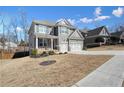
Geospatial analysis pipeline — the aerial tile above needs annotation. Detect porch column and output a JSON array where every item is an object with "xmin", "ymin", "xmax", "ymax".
[
  {"xmin": 43, "ymin": 38, "xmax": 44, "ymax": 47},
  {"xmin": 51, "ymin": 38, "xmax": 53, "ymax": 50},
  {"xmin": 35, "ymin": 37, "xmax": 38, "ymax": 49}
]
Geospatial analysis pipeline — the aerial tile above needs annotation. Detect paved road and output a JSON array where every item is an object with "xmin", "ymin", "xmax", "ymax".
[{"xmin": 72, "ymin": 55, "xmax": 124, "ymax": 87}]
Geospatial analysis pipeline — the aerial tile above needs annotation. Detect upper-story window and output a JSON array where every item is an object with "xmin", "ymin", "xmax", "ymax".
[
  {"xmin": 61, "ymin": 27, "xmax": 68, "ymax": 34},
  {"xmin": 36, "ymin": 25, "xmax": 48, "ymax": 34}
]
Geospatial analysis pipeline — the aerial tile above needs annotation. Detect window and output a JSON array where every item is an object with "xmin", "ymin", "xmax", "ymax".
[
  {"xmin": 37, "ymin": 25, "xmax": 48, "ymax": 34},
  {"xmin": 38, "ymin": 39, "xmax": 48, "ymax": 47},
  {"xmin": 38, "ymin": 39, "xmax": 43, "ymax": 47},
  {"xmin": 61, "ymin": 27, "xmax": 68, "ymax": 34}
]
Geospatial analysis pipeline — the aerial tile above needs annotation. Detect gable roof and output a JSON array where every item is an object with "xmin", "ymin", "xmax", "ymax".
[
  {"xmin": 68, "ymin": 29, "xmax": 84, "ymax": 40},
  {"xmin": 87, "ymin": 26, "xmax": 108, "ymax": 36},
  {"xmin": 111, "ymin": 31, "xmax": 124, "ymax": 37},
  {"xmin": 64, "ymin": 19, "xmax": 74, "ymax": 27},
  {"xmin": 55, "ymin": 19, "xmax": 76, "ymax": 29},
  {"xmin": 32, "ymin": 20, "xmax": 55, "ymax": 27},
  {"xmin": 80, "ymin": 29, "xmax": 89, "ymax": 38},
  {"xmin": 33, "ymin": 19, "xmax": 75, "ymax": 28}
]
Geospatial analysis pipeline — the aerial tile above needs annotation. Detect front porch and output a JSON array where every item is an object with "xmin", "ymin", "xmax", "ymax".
[{"xmin": 34, "ymin": 34, "xmax": 59, "ymax": 53}]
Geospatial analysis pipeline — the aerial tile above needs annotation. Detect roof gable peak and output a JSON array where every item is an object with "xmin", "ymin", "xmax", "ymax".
[
  {"xmin": 68, "ymin": 29, "xmax": 84, "ymax": 40},
  {"xmin": 56, "ymin": 19, "xmax": 73, "ymax": 26}
]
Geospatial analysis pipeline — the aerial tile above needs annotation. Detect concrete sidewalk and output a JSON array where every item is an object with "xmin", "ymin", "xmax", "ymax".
[
  {"xmin": 72, "ymin": 55, "xmax": 124, "ymax": 87},
  {"xmin": 70, "ymin": 50, "xmax": 124, "ymax": 55}
]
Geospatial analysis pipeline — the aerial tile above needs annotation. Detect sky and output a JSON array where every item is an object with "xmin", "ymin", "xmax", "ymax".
[{"xmin": 0, "ymin": 6, "xmax": 124, "ymax": 38}]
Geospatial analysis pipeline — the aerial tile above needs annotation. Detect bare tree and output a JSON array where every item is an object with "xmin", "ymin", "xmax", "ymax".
[
  {"xmin": 11, "ymin": 17, "xmax": 19, "ymax": 44},
  {"xmin": 19, "ymin": 9, "xmax": 29, "ymax": 52},
  {"xmin": 0, "ymin": 16, "xmax": 6, "ymax": 51},
  {"xmin": 112, "ymin": 22, "xmax": 124, "ymax": 32},
  {"xmin": 0, "ymin": 12, "xmax": 18, "ymax": 52},
  {"xmin": 0, "ymin": 12, "xmax": 2, "ymax": 24},
  {"xmin": 6, "ymin": 22, "xmax": 13, "ymax": 51}
]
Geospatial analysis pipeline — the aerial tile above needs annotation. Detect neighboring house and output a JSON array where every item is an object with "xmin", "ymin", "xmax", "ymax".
[
  {"xmin": 111, "ymin": 31, "xmax": 124, "ymax": 44},
  {"xmin": 28, "ymin": 19, "xmax": 84, "ymax": 54},
  {"xmin": 0, "ymin": 34, "xmax": 18, "ymax": 51},
  {"xmin": 0, "ymin": 41, "xmax": 17, "ymax": 50},
  {"xmin": 81, "ymin": 26, "xmax": 110, "ymax": 46}
]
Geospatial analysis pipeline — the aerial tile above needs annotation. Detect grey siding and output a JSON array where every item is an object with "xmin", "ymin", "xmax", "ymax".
[
  {"xmin": 34, "ymin": 24, "xmax": 53, "ymax": 35},
  {"xmin": 28, "ymin": 19, "xmax": 84, "ymax": 53},
  {"xmin": 58, "ymin": 26, "xmax": 75, "ymax": 52}
]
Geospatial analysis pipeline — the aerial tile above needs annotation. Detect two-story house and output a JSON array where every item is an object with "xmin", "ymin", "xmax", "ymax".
[
  {"xmin": 28, "ymin": 19, "xmax": 84, "ymax": 54},
  {"xmin": 81, "ymin": 26, "xmax": 110, "ymax": 46}
]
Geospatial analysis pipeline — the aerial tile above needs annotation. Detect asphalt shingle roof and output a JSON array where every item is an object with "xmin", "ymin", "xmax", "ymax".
[
  {"xmin": 32, "ymin": 19, "xmax": 76, "ymax": 29},
  {"xmin": 87, "ymin": 26, "xmax": 105, "ymax": 36},
  {"xmin": 111, "ymin": 31, "xmax": 124, "ymax": 37},
  {"xmin": 32, "ymin": 20, "xmax": 56, "ymax": 27}
]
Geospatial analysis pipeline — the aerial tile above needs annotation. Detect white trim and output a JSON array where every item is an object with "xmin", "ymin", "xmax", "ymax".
[
  {"xmin": 99, "ymin": 28, "xmax": 109, "ymax": 36},
  {"xmin": 35, "ymin": 37, "xmax": 38, "ymax": 49}
]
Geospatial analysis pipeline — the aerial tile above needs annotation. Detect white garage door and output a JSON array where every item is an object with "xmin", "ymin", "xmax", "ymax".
[
  {"xmin": 60, "ymin": 43, "xmax": 68, "ymax": 52},
  {"xmin": 69, "ymin": 40, "xmax": 83, "ymax": 51},
  {"xmin": 70, "ymin": 43, "xmax": 82, "ymax": 51}
]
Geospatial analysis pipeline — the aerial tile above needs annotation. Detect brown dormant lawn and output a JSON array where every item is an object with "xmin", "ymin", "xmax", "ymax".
[
  {"xmin": 87, "ymin": 44, "xmax": 124, "ymax": 51},
  {"xmin": 0, "ymin": 54, "xmax": 112, "ymax": 87}
]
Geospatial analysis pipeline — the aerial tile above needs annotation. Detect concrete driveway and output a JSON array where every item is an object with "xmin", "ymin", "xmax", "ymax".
[
  {"xmin": 70, "ymin": 50, "xmax": 124, "ymax": 55},
  {"xmin": 70, "ymin": 50, "xmax": 124, "ymax": 87},
  {"xmin": 72, "ymin": 55, "xmax": 124, "ymax": 87}
]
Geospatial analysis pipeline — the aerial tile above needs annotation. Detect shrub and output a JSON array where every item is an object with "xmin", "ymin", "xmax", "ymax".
[
  {"xmin": 31, "ymin": 49, "xmax": 37, "ymax": 55},
  {"xmin": 59, "ymin": 52, "xmax": 63, "ymax": 54},
  {"xmin": 48, "ymin": 51, "xmax": 55, "ymax": 55},
  {"xmin": 42, "ymin": 51, "xmax": 47, "ymax": 54},
  {"xmin": 64, "ymin": 52, "xmax": 68, "ymax": 54},
  {"xmin": 42, "ymin": 51, "xmax": 49, "ymax": 56}
]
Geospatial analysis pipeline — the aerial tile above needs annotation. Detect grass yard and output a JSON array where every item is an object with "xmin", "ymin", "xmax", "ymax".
[
  {"xmin": 87, "ymin": 44, "xmax": 124, "ymax": 51},
  {"xmin": 0, "ymin": 54, "xmax": 112, "ymax": 87}
]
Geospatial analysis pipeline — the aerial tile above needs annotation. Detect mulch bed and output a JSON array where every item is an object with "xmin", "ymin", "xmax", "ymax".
[{"xmin": 39, "ymin": 60, "xmax": 56, "ymax": 66}]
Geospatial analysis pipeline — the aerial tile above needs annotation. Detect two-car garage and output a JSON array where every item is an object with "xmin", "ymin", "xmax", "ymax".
[
  {"xmin": 59, "ymin": 29, "xmax": 84, "ymax": 52},
  {"xmin": 59, "ymin": 40, "xmax": 83, "ymax": 52}
]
